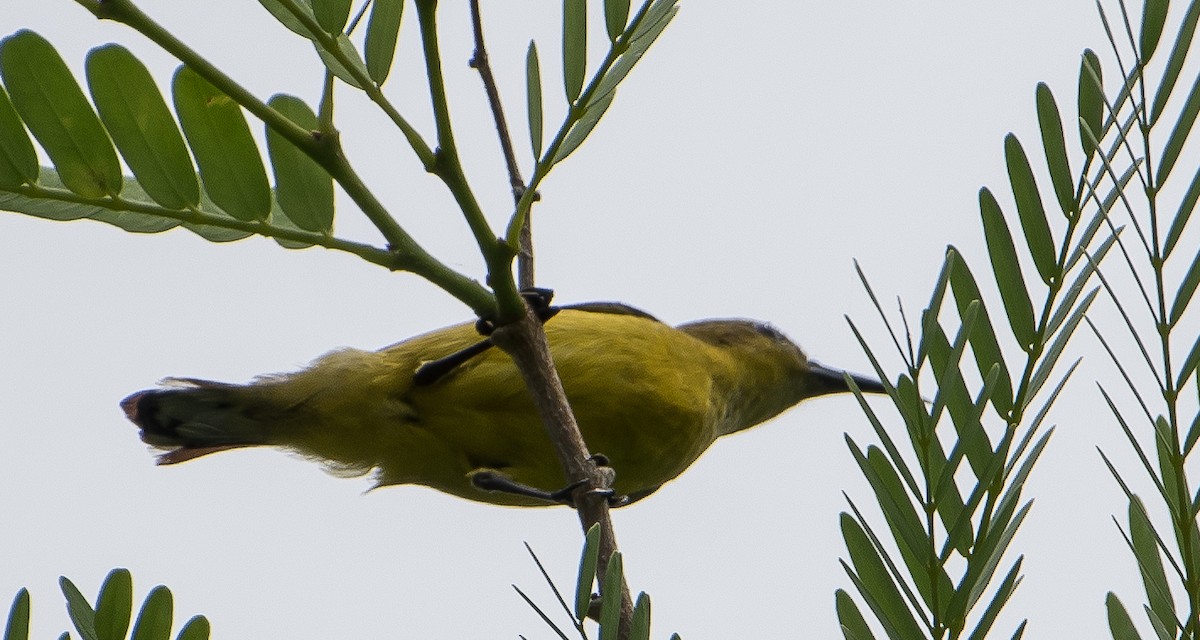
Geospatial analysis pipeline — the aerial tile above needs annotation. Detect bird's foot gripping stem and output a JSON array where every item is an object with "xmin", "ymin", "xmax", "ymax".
[
  {"xmin": 470, "ymin": 455, "xmax": 626, "ymax": 507},
  {"xmin": 413, "ymin": 287, "xmax": 560, "ymax": 387}
]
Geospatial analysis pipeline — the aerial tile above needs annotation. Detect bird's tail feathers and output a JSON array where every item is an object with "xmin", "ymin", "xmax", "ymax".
[{"xmin": 121, "ymin": 378, "xmax": 271, "ymax": 465}]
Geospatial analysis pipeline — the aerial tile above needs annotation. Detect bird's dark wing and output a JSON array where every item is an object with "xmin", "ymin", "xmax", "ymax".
[
  {"xmin": 413, "ymin": 301, "xmax": 661, "ymax": 387},
  {"xmin": 555, "ymin": 301, "xmax": 661, "ymax": 322}
]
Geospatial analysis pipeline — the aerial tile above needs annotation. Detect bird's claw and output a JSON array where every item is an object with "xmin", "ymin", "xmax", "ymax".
[{"xmin": 470, "ymin": 455, "xmax": 626, "ymax": 507}]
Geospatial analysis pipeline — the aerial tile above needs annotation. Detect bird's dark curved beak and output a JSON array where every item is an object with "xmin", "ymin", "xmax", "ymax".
[{"xmin": 807, "ymin": 361, "xmax": 887, "ymax": 396}]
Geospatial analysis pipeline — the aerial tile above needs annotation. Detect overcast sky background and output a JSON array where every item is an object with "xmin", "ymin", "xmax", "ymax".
[{"xmin": 0, "ymin": 1, "xmax": 1192, "ymax": 638}]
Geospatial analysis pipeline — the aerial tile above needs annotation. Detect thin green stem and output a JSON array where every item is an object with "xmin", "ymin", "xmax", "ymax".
[
  {"xmin": 270, "ymin": 0, "xmax": 435, "ymax": 166},
  {"xmin": 413, "ymin": 0, "xmax": 521, "ymax": 320},
  {"xmin": 76, "ymin": 0, "xmax": 495, "ymax": 315},
  {"xmin": 12, "ymin": 181, "xmax": 496, "ymax": 312},
  {"xmin": 506, "ymin": 0, "xmax": 658, "ymax": 247},
  {"xmin": 14, "ymin": 183, "xmax": 384, "ymax": 261}
]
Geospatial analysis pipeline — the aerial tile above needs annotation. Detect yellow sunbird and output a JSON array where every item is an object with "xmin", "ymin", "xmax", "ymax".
[{"xmin": 121, "ymin": 302, "xmax": 885, "ymax": 506}]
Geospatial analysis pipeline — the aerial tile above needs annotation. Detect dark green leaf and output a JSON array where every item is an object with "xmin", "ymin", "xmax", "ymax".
[
  {"xmin": 86, "ymin": 45, "xmax": 198, "ymax": 210},
  {"xmin": 1150, "ymin": 1, "xmax": 1200, "ymax": 123},
  {"xmin": 948, "ymin": 250, "xmax": 1015, "ymax": 415},
  {"xmin": 1164, "ymin": 163, "xmax": 1200, "ymax": 259},
  {"xmin": 1153, "ymin": 417, "xmax": 1186, "ymax": 531},
  {"xmin": 915, "ymin": 248, "xmax": 956, "ymax": 366},
  {"xmin": 1186, "ymin": 406, "xmax": 1200, "ymax": 456},
  {"xmin": 1158, "ymin": 70, "xmax": 1200, "ymax": 187},
  {"xmin": 629, "ymin": 593, "xmax": 650, "ymax": 640},
  {"xmin": 94, "ymin": 569, "xmax": 132, "ymax": 640},
  {"xmin": 575, "ymin": 524, "xmax": 601, "ymax": 621},
  {"xmin": 844, "ymin": 322, "xmax": 925, "ymax": 502},
  {"xmin": 842, "ymin": 340, "xmax": 921, "ymax": 500},
  {"xmin": 965, "ymin": 557, "xmax": 1024, "ymax": 640},
  {"xmin": 856, "ymin": 442, "xmax": 952, "ymax": 614},
  {"xmin": 0, "ymin": 30, "xmax": 121, "ymax": 198},
  {"xmin": 979, "ymin": 187, "xmax": 1037, "ymax": 348},
  {"xmin": 1140, "ymin": 0, "xmax": 1170, "ymax": 60},
  {"xmin": 313, "ymin": 0, "xmax": 352, "ymax": 34},
  {"xmin": 526, "ymin": 41, "xmax": 544, "ymax": 159},
  {"xmin": 257, "ymin": 0, "xmax": 318, "ymax": 39},
  {"xmin": 1078, "ymin": 49, "xmax": 1103, "ymax": 158},
  {"xmin": 590, "ymin": 2, "xmax": 676, "ymax": 106},
  {"xmin": 925, "ymin": 301, "xmax": 996, "ymax": 478},
  {"xmin": 1053, "ymin": 228, "xmax": 1115, "ymax": 336},
  {"xmin": 0, "ymin": 85, "xmax": 37, "ymax": 187},
  {"xmin": 172, "ymin": 65, "xmax": 271, "ymax": 222},
  {"xmin": 265, "ymin": 94, "xmax": 332, "ymax": 233},
  {"xmin": 598, "ymin": 552, "xmax": 623, "ymax": 640},
  {"xmin": 1144, "ymin": 606, "xmax": 1173, "ymax": 640},
  {"xmin": 839, "ymin": 514, "xmax": 925, "ymax": 640},
  {"xmin": 1029, "ymin": 287, "xmax": 1099, "ymax": 401},
  {"xmin": 365, "ymin": 0, "xmax": 403, "ymax": 84},
  {"xmin": 0, "ymin": 167, "xmax": 176, "ymax": 231},
  {"xmin": 315, "ymin": 34, "xmax": 368, "ymax": 89},
  {"xmin": 1004, "ymin": 134, "xmax": 1056, "ymax": 284},
  {"xmin": 562, "ymin": 0, "xmax": 586, "ymax": 103},
  {"xmin": 4, "ymin": 589, "xmax": 29, "ymax": 640},
  {"xmin": 962, "ymin": 501, "xmax": 1033, "ymax": 614},
  {"xmin": 552, "ymin": 91, "xmax": 614, "ymax": 165},
  {"xmin": 1098, "ymin": 391, "xmax": 1167, "ymax": 508},
  {"xmin": 1003, "ymin": 431, "xmax": 1054, "ymax": 515},
  {"xmin": 1169, "ymin": 243, "xmax": 1200, "ymax": 325},
  {"xmin": 1129, "ymin": 497, "xmax": 1175, "ymax": 632},
  {"xmin": 175, "ymin": 616, "xmax": 209, "ymax": 640},
  {"xmin": 834, "ymin": 590, "xmax": 875, "ymax": 640},
  {"xmin": 604, "ymin": 0, "xmax": 631, "ymax": 41},
  {"xmin": 1106, "ymin": 593, "xmax": 1143, "ymax": 640},
  {"xmin": 59, "ymin": 577, "xmax": 97, "ymax": 640},
  {"xmin": 130, "ymin": 587, "xmax": 171, "ymax": 640},
  {"xmin": 632, "ymin": 0, "xmax": 678, "ymax": 42},
  {"xmin": 1035, "ymin": 83, "xmax": 1075, "ymax": 217},
  {"xmin": 267, "ymin": 199, "xmax": 315, "ymax": 249},
  {"xmin": 1175, "ymin": 331, "xmax": 1200, "ymax": 390}
]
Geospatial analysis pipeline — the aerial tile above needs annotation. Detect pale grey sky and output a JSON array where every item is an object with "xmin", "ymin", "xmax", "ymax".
[{"xmin": 0, "ymin": 1, "xmax": 1181, "ymax": 638}]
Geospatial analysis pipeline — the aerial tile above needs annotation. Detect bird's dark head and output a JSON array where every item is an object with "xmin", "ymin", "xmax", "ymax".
[{"xmin": 678, "ymin": 318, "xmax": 886, "ymax": 433}]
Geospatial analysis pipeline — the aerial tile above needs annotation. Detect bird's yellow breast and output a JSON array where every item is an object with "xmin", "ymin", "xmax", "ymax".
[{"xmin": 270, "ymin": 309, "xmax": 733, "ymax": 505}]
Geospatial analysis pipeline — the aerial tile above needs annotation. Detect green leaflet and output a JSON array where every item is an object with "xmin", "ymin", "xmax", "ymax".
[
  {"xmin": 1035, "ymin": 83, "xmax": 1075, "ymax": 218},
  {"xmin": 604, "ymin": 0, "xmax": 632, "ymax": 42},
  {"xmin": 598, "ymin": 552, "xmax": 623, "ymax": 640},
  {"xmin": 527, "ymin": 42, "xmax": 544, "ymax": 160},
  {"xmin": 172, "ymin": 65, "xmax": 271, "ymax": 222},
  {"xmin": 0, "ymin": 84, "xmax": 37, "ymax": 188},
  {"xmin": 265, "ymin": 94, "xmax": 333, "ymax": 233},
  {"xmin": 575, "ymin": 524, "xmax": 601, "ymax": 621},
  {"xmin": 1078, "ymin": 49, "xmax": 1103, "ymax": 159},
  {"xmin": 835, "ymin": 590, "xmax": 875, "ymax": 640},
  {"xmin": 86, "ymin": 44, "xmax": 199, "ymax": 210},
  {"xmin": 4, "ymin": 589, "xmax": 29, "ymax": 640},
  {"xmin": 1004, "ymin": 133, "xmax": 1056, "ymax": 285},
  {"xmin": 0, "ymin": 30, "xmax": 121, "ymax": 198},
  {"xmin": 312, "ymin": 0, "xmax": 352, "ymax": 34},
  {"xmin": 130, "ymin": 587, "xmax": 172, "ymax": 640},
  {"xmin": 562, "ymin": 0, "xmax": 587, "ymax": 103},
  {"xmin": 93, "ymin": 569, "xmax": 133, "ymax": 640},
  {"xmin": 979, "ymin": 187, "xmax": 1037, "ymax": 349},
  {"xmin": 365, "ymin": 0, "xmax": 403, "ymax": 84}
]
